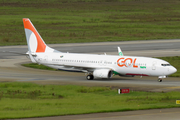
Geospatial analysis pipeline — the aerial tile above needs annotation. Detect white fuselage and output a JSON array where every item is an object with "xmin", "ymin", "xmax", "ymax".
[{"xmin": 33, "ymin": 52, "xmax": 177, "ymax": 77}]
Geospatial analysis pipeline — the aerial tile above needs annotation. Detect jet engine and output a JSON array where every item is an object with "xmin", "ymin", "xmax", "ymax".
[{"xmin": 93, "ymin": 69, "xmax": 113, "ymax": 78}]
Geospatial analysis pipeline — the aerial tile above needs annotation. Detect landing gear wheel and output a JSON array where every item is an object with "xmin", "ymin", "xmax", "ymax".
[
  {"xmin": 158, "ymin": 78, "xmax": 162, "ymax": 82},
  {"xmin": 86, "ymin": 75, "xmax": 94, "ymax": 80}
]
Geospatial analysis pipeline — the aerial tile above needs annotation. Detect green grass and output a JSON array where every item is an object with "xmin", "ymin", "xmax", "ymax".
[
  {"xmin": 23, "ymin": 63, "xmax": 56, "ymax": 71},
  {"xmin": 0, "ymin": 82, "xmax": 179, "ymax": 119},
  {"xmin": 22, "ymin": 56, "xmax": 180, "ymax": 77},
  {"xmin": 1, "ymin": 0, "xmax": 180, "ymax": 46}
]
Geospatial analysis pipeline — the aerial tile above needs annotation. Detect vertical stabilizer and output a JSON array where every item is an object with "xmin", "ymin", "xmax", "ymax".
[{"xmin": 23, "ymin": 18, "xmax": 56, "ymax": 53}]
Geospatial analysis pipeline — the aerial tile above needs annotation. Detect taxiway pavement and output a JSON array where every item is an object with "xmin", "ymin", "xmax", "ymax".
[
  {"xmin": 0, "ymin": 39, "xmax": 180, "ymax": 92},
  {"xmin": 15, "ymin": 108, "xmax": 180, "ymax": 120}
]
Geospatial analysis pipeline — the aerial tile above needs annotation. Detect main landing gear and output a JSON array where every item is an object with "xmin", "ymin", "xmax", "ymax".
[
  {"xmin": 86, "ymin": 74, "xmax": 94, "ymax": 80},
  {"xmin": 158, "ymin": 78, "xmax": 162, "ymax": 82}
]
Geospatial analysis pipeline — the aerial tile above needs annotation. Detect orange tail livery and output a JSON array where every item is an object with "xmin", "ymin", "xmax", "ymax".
[{"xmin": 23, "ymin": 18, "xmax": 57, "ymax": 53}]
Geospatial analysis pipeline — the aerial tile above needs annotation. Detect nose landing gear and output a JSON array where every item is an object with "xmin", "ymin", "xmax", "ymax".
[
  {"xmin": 158, "ymin": 78, "xmax": 162, "ymax": 82},
  {"xmin": 158, "ymin": 76, "xmax": 166, "ymax": 82}
]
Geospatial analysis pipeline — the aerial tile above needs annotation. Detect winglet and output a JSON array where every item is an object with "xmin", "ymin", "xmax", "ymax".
[{"xmin": 118, "ymin": 46, "xmax": 124, "ymax": 56}]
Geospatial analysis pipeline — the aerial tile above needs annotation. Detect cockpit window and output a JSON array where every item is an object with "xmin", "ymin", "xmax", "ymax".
[{"xmin": 161, "ymin": 64, "xmax": 171, "ymax": 66}]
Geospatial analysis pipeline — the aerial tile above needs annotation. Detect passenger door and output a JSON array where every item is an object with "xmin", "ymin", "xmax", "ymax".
[{"xmin": 152, "ymin": 61, "xmax": 156, "ymax": 70}]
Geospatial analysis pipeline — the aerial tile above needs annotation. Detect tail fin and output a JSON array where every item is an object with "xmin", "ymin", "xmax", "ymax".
[{"xmin": 23, "ymin": 18, "xmax": 56, "ymax": 53}]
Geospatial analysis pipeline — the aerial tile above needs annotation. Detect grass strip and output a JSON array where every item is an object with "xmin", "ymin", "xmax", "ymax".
[
  {"xmin": 1, "ymin": 0, "xmax": 180, "ymax": 46},
  {"xmin": 23, "ymin": 63, "xmax": 56, "ymax": 71},
  {"xmin": 0, "ymin": 82, "xmax": 180, "ymax": 119},
  {"xmin": 22, "ymin": 56, "xmax": 180, "ymax": 77}
]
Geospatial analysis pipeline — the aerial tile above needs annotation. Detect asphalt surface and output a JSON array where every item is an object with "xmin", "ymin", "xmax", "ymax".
[
  {"xmin": 0, "ymin": 39, "xmax": 180, "ymax": 120},
  {"xmin": 1, "ymin": 39, "xmax": 180, "ymax": 59},
  {"xmin": 14, "ymin": 108, "xmax": 180, "ymax": 120}
]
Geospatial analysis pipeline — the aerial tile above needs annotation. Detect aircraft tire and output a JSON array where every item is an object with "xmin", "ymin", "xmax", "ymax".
[
  {"xmin": 158, "ymin": 78, "xmax": 162, "ymax": 82},
  {"xmin": 86, "ymin": 75, "xmax": 94, "ymax": 80}
]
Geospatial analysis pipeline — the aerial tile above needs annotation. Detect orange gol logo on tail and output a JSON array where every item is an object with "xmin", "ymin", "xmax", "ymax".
[
  {"xmin": 117, "ymin": 58, "xmax": 138, "ymax": 68},
  {"xmin": 23, "ymin": 18, "xmax": 46, "ymax": 53}
]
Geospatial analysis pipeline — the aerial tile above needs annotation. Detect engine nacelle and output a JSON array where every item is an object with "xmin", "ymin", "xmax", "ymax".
[{"xmin": 93, "ymin": 69, "xmax": 113, "ymax": 79}]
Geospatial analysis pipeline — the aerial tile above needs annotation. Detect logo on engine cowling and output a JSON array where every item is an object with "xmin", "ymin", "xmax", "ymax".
[{"xmin": 117, "ymin": 57, "xmax": 138, "ymax": 68}]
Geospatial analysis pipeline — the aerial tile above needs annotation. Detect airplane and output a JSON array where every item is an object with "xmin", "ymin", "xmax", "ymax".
[{"xmin": 23, "ymin": 18, "xmax": 177, "ymax": 82}]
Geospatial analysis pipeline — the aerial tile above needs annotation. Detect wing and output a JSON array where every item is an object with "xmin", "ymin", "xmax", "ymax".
[{"xmin": 42, "ymin": 63, "xmax": 114, "ymax": 73}]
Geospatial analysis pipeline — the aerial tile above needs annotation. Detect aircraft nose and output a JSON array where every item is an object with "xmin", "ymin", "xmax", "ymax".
[{"xmin": 170, "ymin": 67, "xmax": 177, "ymax": 74}]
